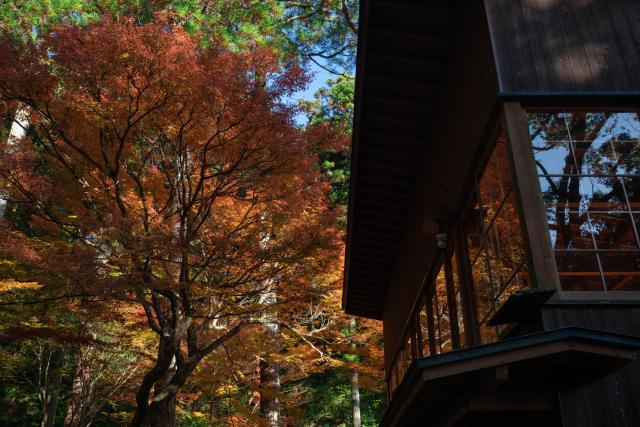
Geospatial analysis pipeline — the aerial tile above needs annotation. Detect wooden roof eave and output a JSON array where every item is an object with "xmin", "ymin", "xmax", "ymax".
[
  {"xmin": 381, "ymin": 328, "xmax": 640, "ymax": 426},
  {"xmin": 343, "ymin": 0, "xmax": 458, "ymax": 320}
]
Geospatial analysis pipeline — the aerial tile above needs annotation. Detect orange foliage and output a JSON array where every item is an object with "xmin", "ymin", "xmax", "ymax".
[{"xmin": 0, "ymin": 17, "xmax": 340, "ymax": 425}]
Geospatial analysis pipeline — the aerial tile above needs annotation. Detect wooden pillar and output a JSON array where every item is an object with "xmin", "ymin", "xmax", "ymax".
[
  {"xmin": 415, "ymin": 310, "xmax": 424, "ymax": 358},
  {"xmin": 426, "ymin": 295, "xmax": 437, "ymax": 355},
  {"xmin": 443, "ymin": 251, "xmax": 461, "ymax": 349},
  {"xmin": 453, "ymin": 222, "xmax": 481, "ymax": 346},
  {"xmin": 501, "ymin": 101, "xmax": 560, "ymax": 291}
]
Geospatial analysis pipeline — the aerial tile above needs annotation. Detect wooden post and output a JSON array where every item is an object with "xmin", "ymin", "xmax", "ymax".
[
  {"xmin": 502, "ymin": 101, "xmax": 560, "ymax": 291},
  {"xmin": 415, "ymin": 313, "xmax": 424, "ymax": 358},
  {"xmin": 443, "ymin": 251, "xmax": 461, "ymax": 349},
  {"xmin": 453, "ymin": 222, "xmax": 481, "ymax": 347},
  {"xmin": 426, "ymin": 296, "xmax": 437, "ymax": 355}
]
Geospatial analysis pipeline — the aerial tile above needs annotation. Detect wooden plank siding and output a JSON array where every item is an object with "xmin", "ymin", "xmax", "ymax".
[
  {"xmin": 485, "ymin": 0, "xmax": 640, "ymax": 92},
  {"xmin": 382, "ymin": 0, "xmax": 500, "ymax": 371},
  {"xmin": 343, "ymin": 0, "xmax": 460, "ymax": 320},
  {"xmin": 542, "ymin": 305, "xmax": 640, "ymax": 427}
]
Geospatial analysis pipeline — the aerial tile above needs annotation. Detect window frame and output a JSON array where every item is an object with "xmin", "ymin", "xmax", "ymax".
[
  {"xmin": 505, "ymin": 101, "xmax": 640, "ymax": 300},
  {"xmin": 384, "ymin": 101, "xmax": 640, "ymax": 400}
]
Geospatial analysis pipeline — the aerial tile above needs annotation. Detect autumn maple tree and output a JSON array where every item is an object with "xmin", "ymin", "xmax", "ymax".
[{"xmin": 0, "ymin": 16, "xmax": 339, "ymax": 426}]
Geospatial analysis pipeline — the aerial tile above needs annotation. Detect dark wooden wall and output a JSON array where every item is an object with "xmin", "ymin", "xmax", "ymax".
[
  {"xmin": 542, "ymin": 304, "xmax": 640, "ymax": 427},
  {"xmin": 378, "ymin": 0, "xmax": 640, "ymax": 372},
  {"xmin": 382, "ymin": 0, "xmax": 500, "ymax": 371},
  {"xmin": 485, "ymin": 0, "xmax": 640, "ymax": 92}
]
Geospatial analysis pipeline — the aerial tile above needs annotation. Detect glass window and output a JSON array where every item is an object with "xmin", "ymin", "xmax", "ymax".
[
  {"xmin": 389, "ymin": 364, "xmax": 397, "ymax": 396},
  {"xmin": 419, "ymin": 295, "xmax": 435, "ymax": 357},
  {"xmin": 465, "ymin": 133, "xmax": 531, "ymax": 344},
  {"xmin": 434, "ymin": 265, "xmax": 453, "ymax": 353},
  {"xmin": 387, "ymin": 231, "xmax": 470, "ymax": 396},
  {"xmin": 387, "ymin": 333, "xmax": 416, "ymax": 400},
  {"xmin": 528, "ymin": 112, "xmax": 640, "ymax": 291},
  {"xmin": 405, "ymin": 336, "xmax": 413, "ymax": 368},
  {"xmin": 450, "ymin": 253, "xmax": 466, "ymax": 348},
  {"xmin": 417, "ymin": 258, "xmax": 462, "ymax": 356},
  {"xmin": 397, "ymin": 344, "xmax": 406, "ymax": 382}
]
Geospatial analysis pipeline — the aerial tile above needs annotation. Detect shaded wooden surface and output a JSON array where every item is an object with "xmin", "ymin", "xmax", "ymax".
[
  {"xmin": 343, "ymin": 0, "xmax": 460, "ymax": 320},
  {"xmin": 346, "ymin": 0, "xmax": 640, "ymax": 384},
  {"xmin": 485, "ymin": 0, "xmax": 640, "ymax": 92},
  {"xmin": 542, "ymin": 304, "xmax": 640, "ymax": 427},
  {"xmin": 381, "ymin": 0, "xmax": 499, "ymax": 369},
  {"xmin": 502, "ymin": 102, "xmax": 560, "ymax": 290},
  {"xmin": 382, "ymin": 328, "xmax": 640, "ymax": 427}
]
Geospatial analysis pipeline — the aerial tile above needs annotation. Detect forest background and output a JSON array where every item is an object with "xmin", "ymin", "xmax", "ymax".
[{"xmin": 0, "ymin": 1, "xmax": 385, "ymax": 426}]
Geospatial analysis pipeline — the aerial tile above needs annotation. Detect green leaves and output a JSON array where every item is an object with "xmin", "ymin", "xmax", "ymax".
[
  {"xmin": 302, "ymin": 75, "xmax": 354, "ymax": 214},
  {"xmin": 287, "ymin": 371, "xmax": 385, "ymax": 426}
]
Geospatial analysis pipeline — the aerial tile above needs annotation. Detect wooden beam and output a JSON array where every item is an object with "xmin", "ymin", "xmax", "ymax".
[
  {"xmin": 468, "ymin": 391, "xmax": 557, "ymax": 412},
  {"xmin": 443, "ymin": 251, "xmax": 461, "ymax": 349},
  {"xmin": 453, "ymin": 222, "xmax": 481, "ymax": 346},
  {"xmin": 502, "ymin": 101, "xmax": 561, "ymax": 290},
  {"xmin": 435, "ymin": 368, "xmax": 509, "ymax": 427},
  {"xmin": 420, "ymin": 340, "xmax": 637, "ymax": 383}
]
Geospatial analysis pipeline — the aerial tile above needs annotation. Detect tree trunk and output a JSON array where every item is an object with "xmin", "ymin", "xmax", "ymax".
[
  {"xmin": 41, "ymin": 347, "xmax": 65, "ymax": 427},
  {"xmin": 351, "ymin": 369, "xmax": 361, "ymax": 427},
  {"xmin": 259, "ymin": 290, "xmax": 280, "ymax": 427},
  {"xmin": 64, "ymin": 348, "xmax": 91, "ymax": 427},
  {"xmin": 148, "ymin": 397, "xmax": 176, "ymax": 427},
  {"xmin": 349, "ymin": 317, "xmax": 361, "ymax": 427},
  {"xmin": 149, "ymin": 356, "xmax": 177, "ymax": 427},
  {"xmin": 259, "ymin": 357, "xmax": 280, "ymax": 427},
  {"xmin": 130, "ymin": 334, "xmax": 179, "ymax": 427}
]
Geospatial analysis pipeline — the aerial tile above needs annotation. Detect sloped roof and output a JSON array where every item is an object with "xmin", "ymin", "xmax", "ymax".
[{"xmin": 343, "ymin": 0, "xmax": 459, "ymax": 319}]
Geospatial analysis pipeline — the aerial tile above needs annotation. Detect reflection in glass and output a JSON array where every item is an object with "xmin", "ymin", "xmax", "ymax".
[
  {"xmin": 434, "ymin": 265, "xmax": 452, "ymax": 353},
  {"xmin": 465, "ymin": 133, "xmax": 531, "ymax": 344},
  {"xmin": 389, "ymin": 365, "xmax": 397, "ymax": 397},
  {"xmin": 529, "ymin": 112, "xmax": 640, "ymax": 291},
  {"xmin": 419, "ymin": 298, "xmax": 432, "ymax": 357},
  {"xmin": 451, "ymin": 253, "xmax": 466, "ymax": 348}
]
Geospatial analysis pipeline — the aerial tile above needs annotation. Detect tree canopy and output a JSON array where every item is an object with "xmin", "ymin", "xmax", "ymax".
[{"xmin": 0, "ymin": 2, "xmax": 383, "ymax": 426}]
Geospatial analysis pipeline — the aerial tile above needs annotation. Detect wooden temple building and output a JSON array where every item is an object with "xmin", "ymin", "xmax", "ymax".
[{"xmin": 343, "ymin": 1, "xmax": 640, "ymax": 426}]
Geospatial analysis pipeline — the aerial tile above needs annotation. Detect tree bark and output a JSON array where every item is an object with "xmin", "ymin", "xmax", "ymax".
[
  {"xmin": 349, "ymin": 317, "xmax": 361, "ymax": 427},
  {"xmin": 41, "ymin": 347, "xmax": 65, "ymax": 427},
  {"xmin": 148, "ymin": 356, "xmax": 177, "ymax": 427},
  {"xmin": 130, "ymin": 322, "xmax": 243, "ymax": 427},
  {"xmin": 259, "ymin": 290, "xmax": 280, "ymax": 427},
  {"xmin": 130, "ymin": 333, "xmax": 178, "ymax": 427},
  {"xmin": 259, "ymin": 357, "xmax": 280, "ymax": 427},
  {"xmin": 147, "ymin": 397, "xmax": 177, "ymax": 427},
  {"xmin": 351, "ymin": 369, "xmax": 361, "ymax": 427},
  {"xmin": 64, "ymin": 348, "xmax": 91, "ymax": 427}
]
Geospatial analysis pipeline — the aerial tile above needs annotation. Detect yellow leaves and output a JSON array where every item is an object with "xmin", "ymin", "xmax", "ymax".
[
  {"xmin": 216, "ymin": 382, "xmax": 240, "ymax": 397},
  {"xmin": 0, "ymin": 279, "xmax": 41, "ymax": 293}
]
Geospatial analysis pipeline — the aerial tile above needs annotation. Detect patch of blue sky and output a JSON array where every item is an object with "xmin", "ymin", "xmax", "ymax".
[{"xmin": 289, "ymin": 60, "xmax": 335, "ymax": 127}]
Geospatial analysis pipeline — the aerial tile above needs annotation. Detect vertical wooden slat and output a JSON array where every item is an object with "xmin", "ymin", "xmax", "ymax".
[
  {"xmin": 519, "ymin": 0, "xmax": 557, "ymax": 90},
  {"xmin": 415, "ymin": 307, "xmax": 424, "ymax": 358},
  {"xmin": 622, "ymin": 0, "xmax": 640, "ymax": 85},
  {"xmin": 426, "ymin": 296, "xmax": 437, "ymax": 356},
  {"xmin": 453, "ymin": 222, "xmax": 481, "ymax": 346},
  {"xmin": 410, "ymin": 325, "xmax": 418, "ymax": 360},
  {"xmin": 484, "ymin": 0, "xmax": 517, "ymax": 90},
  {"xmin": 555, "ymin": 0, "xmax": 596, "ymax": 90},
  {"xmin": 572, "ymin": 0, "xmax": 619, "ymax": 90},
  {"xmin": 486, "ymin": 0, "xmax": 640, "ymax": 92},
  {"xmin": 443, "ymin": 251, "xmax": 461, "ymax": 349},
  {"xmin": 502, "ymin": 101, "xmax": 561, "ymax": 290},
  {"xmin": 603, "ymin": 0, "xmax": 640, "ymax": 90}
]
